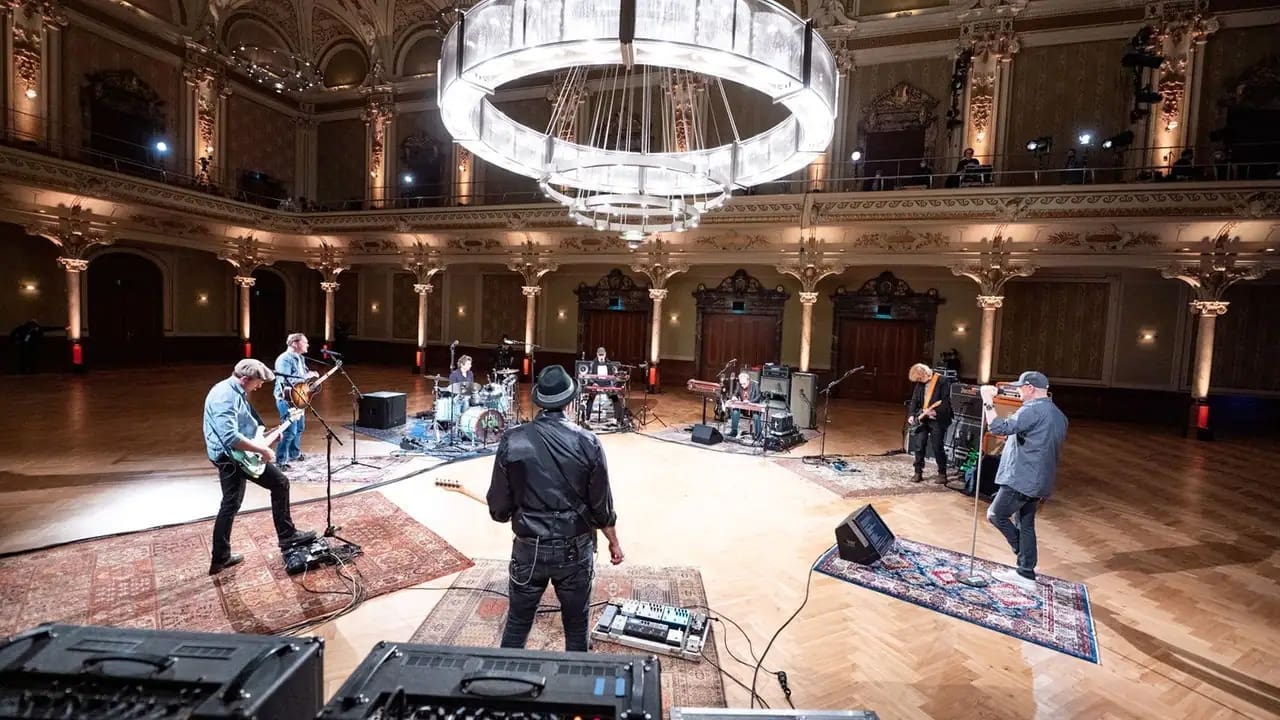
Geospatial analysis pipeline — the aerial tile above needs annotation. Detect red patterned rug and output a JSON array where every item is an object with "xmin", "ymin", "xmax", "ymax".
[
  {"xmin": 815, "ymin": 539, "xmax": 1099, "ymax": 662},
  {"xmin": 773, "ymin": 453, "xmax": 950, "ymax": 498},
  {"xmin": 410, "ymin": 560, "xmax": 727, "ymax": 714},
  {"xmin": 0, "ymin": 491, "xmax": 472, "ymax": 636}
]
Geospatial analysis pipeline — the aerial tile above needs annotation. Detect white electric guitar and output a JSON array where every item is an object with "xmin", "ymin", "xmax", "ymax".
[{"xmin": 230, "ymin": 407, "xmax": 305, "ymax": 478}]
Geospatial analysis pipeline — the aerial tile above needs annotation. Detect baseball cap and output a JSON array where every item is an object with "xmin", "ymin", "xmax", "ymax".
[{"xmin": 1008, "ymin": 370, "xmax": 1049, "ymax": 389}]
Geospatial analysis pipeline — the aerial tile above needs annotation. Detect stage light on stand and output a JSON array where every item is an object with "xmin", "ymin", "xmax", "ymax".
[
  {"xmin": 154, "ymin": 141, "xmax": 169, "ymax": 153},
  {"xmin": 1025, "ymin": 137, "xmax": 1052, "ymax": 155},
  {"xmin": 850, "ymin": 149, "xmax": 863, "ymax": 163},
  {"xmin": 402, "ymin": 173, "xmax": 414, "ymax": 184},
  {"xmin": 1101, "ymin": 130, "xmax": 1134, "ymax": 150},
  {"xmin": 1078, "ymin": 132, "xmax": 1093, "ymax": 146}
]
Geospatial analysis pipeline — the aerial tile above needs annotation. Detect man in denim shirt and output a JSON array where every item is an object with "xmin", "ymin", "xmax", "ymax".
[
  {"xmin": 488, "ymin": 364, "xmax": 625, "ymax": 651},
  {"xmin": 980, "ymin": 371, "xmax": 1068, "ymax": 589},
  {"xmin": 273, "ymin": 333, "xmax": 317, "ymax": 468},
  {"xmin": 203, "ymin": 359, "xmax": 315, "ymax": 574}
]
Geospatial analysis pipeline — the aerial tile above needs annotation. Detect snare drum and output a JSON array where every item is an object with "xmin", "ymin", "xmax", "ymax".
[{"xmin": 459, "ymin": 406, "xmax": 505, "ymax": 443}]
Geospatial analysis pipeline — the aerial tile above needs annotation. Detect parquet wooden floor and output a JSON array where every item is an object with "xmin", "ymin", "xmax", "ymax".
[{"xmin": 1, "ymin": 364, "xmax": 1277, "ymax": 719}]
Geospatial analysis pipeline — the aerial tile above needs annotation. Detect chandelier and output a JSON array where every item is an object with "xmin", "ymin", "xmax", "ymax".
[
  {"xmin": 230, "ymin": 45, "xmax": 322, "ymax": 94},
  {"xmin": 438, "ymin": 0, "xmax": 837, "ymax": 238}
]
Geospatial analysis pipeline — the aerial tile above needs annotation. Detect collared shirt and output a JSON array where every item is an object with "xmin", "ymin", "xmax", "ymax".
[
  {"xmin": 487, "ymin": 410, "xmax": 616, "ymax": 539},
  {"xmin": 988, "ymin": 397, "xmax": 1069, "ymax": 498},
  {"xmin": 449, "ymin": 368, "xmax": 475, "ymax": 385},
  {"xmin": 273, "ymin": 349, "xmax": 308, "ymax": 400},
  {"xmin": 202, "ymin": 376, "xmax": 262, "ymax": 462}
]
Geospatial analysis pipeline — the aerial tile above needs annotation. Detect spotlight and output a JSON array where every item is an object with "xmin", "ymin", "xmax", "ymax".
[
  {"xmin": 402, "ymin": 173, "xmax": 414, "ymax": 184},
  {"xmin": 850, "ymin": 149, "xmax": 863, "ymax": 162},
  {"xmin": 1101, "ymin": 130, "xmax": 1134, "ymax": 150},
  {"xmin": 1025, "ymin": 137, "xmax": 1052, "ymax": 154},
  {"xmin": 1122, "ymin": 51, "xmax": 1165, "ymax": 69},
  {"xmin": 154, "ymin": 140, "xmax": 168, "ymax": 153},
  {"xmin": 1026, "ymin": 140, "xmax": 1038, "ymax": 152},
  {"xmin": 1078, "ymin": 132, "xmax": 1093, "ymax": 146}
]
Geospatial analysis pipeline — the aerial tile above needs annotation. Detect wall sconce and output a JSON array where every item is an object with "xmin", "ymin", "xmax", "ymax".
[
  {"xmin": 1138, "ymin": 329, "xmax": 1157, "ymax": 345},
  {"xmin": 975, "ymin": 131, "xmax": 986, "ymax": 143},
  {"xmin": 457, "ymin": 305, "xmax": 466, "ymax": 317},
  {"xmin": 954, "ymin": 322, "xmax": 968, "ymax": 335},
  {"xmin": 669, "ymin": 312, "xmax": 679, "ymax": 325},
  {"xmin": 196, "ymin": 292, "xmax": 209, "ymax": 305},
  {"xmin": 370, "ymin": 302, "xmax": 381, "ymax": 313},
  {"xmin": 204, "ymin": 144, "xmax": 214, "ymax": 155},
  {"xmin": 557, "ymin": 308, "xmax": 567, "ymax": 321},
  {"xmin": 24, "ymin": 88, "xmax": 37, "ymax": 100},
  {"xmin": 20, "ymin": 281, "xmax": 38, "ymax": 295}
]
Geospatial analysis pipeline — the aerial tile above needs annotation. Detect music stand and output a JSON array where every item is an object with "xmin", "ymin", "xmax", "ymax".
[{"xmin": 332, "ymin": 360, "xmax": 383, "ymax": 474}]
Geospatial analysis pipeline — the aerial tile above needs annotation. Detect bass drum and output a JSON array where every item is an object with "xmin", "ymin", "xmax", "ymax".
[{"xmin": 459, "ymin": 406, "xmax": 505, "ymax": 443}]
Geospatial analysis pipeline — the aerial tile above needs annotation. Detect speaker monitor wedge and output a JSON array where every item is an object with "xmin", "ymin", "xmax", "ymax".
[
  {"xmin": 834, "ymin": 504, "xmax": 896, "ymax": 565},
  {"xmin": 690, "ymin": 424, "xmax": 724, "ymax": 445}
]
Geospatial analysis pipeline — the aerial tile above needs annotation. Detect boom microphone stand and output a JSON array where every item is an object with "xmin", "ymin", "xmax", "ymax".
[
  {"xmin": 804, "ymin": 366, "xmax": 862, "ymax": 465},
  {"xmin": 329, "ymin": 354, "xmax": 383, "ymax": 474},
  {"xmin": 297, "ymin": 392, "xmax": 362, "ymax": 556}
]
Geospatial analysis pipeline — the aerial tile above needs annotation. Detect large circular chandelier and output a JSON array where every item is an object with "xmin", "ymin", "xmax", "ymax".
[
  {"xmin": 230, "ymin": 45, "xmax": 322, "ymax": 94},
  {"xmin": 438, "ymin": 0, "xmax": 837, "ymax": 237}
]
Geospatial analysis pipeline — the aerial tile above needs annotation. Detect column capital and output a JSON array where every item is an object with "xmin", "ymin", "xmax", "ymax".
[
  {"xmin": 233, "ymin": 275, "xmax": 256, "ymax": 288},
  {"xmin": 404, "ymin": 242, "xmax": 445, "ymax": 285},
  {"xmin": 521, "ymin": 285, "xmax": 542, "ymax": 298},
  {"xmin": 307, "ymin": 243, "xmax": 349, "ymax": 284},
  {"xmin": 951, "ymin": 235, "xmax": 1036, "ymax": 295},
  {"xmin": 777, "ymin": 234, "xmax": 845, "ymax": 292},
  {"xmin": 509, "ymin": 240, "xmax": 558, "ymax": 286},
  {"xmin": 218, "ymin": 234, "xmax": 272, "ymax": 275},
  {"xmin": 27, "ymin": 204, "xmax": 115, "ymax": 260},
  {"xmin": 320, "ymin": 281, "xmax": 340, "ymax": 293},
  {"xmin": 57, "ymin": 257, "xmax": 88, "ymax": 272},
  {"xmin": 976, "ymin": 295, "xmax": 1005, "ymax": 309},
  {"xmin": 413, "ymin": 283, "xmax": 434, "ymax": 295},
  {"xmin": 631, "ymin": 237, "xmax": 688, "ymax": 289},
  {"xmin": 1160, "ymin": 234, "xmax": 1267, "ymax": 302},
  {"xmin": 799, "ymin": 291, "xmax": 820, "ymax": 305},
  {"xmin": 648, "ymin": 288, "xmax": 669, "ymax": 302},
  {"xmin": 1190, "ymin": 299, "xmax": 1228, "ymax": 316}
]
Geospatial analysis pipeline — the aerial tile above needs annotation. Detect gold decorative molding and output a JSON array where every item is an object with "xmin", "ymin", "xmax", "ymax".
[
  {"xmin": 631, "ymin": 237, "xmax": 688, "ymax": 290},
  {"xmin": 26, "ymin": 204, "xmax": 114, "ymax": 260},
  {"xmin": 1160, "ymin": 234, "xmax": 1267, "ymax": 306},
  {"xmin": 951, "ymin": 235, "xmax": 1036, "ymax": 296},
  {"xmin": 307, "ymin": 243, "xmax": 349, "ymax": 285},
  {"xmin": 777, "ymin": 233, "xmax": 846, "ymax": 293},
  {"xmin": 12, "ymin": 25, "xmax": 40, "ymax": 98},
  {"xmin": 217, "ymin": 235, "xmax": 272, "ymax": 274},
  {"xmin": 848, "ymin": 229, "xmax": 950, "ymax": 252},
  {"xmin": 508, "ymin": 240, "xmax": 558, "ymax": 286}
]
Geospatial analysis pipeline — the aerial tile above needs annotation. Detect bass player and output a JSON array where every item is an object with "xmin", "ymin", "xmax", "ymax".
[
  {"xmin": 273, "ymin": 333, "xmax": 318, "ymax": 468},
  {"xmin": 203, "ymin": 359, "xmax": 316, "ymax": 575}
]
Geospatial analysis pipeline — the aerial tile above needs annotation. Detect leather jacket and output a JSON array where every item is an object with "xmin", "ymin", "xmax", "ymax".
[{"xmin": 487, "ymin": 410, "xmax": 616, "ymax": 539}]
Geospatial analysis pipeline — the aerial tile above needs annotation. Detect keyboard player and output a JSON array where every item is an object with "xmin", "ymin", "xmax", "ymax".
[
  {"xmin": 582, "ymin": 346, "xmax": 626, "ymax": 423},
  {"xmin": 727, "ymin": 370, "xmax": 763, "ymax": 439}
]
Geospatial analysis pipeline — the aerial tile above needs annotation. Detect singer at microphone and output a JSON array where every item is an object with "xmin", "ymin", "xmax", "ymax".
[{"xmin": 273, "ymin": 333, "xmax": 318, "ymax": 468}]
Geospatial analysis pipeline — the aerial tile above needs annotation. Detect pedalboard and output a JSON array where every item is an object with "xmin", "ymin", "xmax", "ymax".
[{"xmin": 591, "ymin": 600, "xmax": 710, "ymax": 661}]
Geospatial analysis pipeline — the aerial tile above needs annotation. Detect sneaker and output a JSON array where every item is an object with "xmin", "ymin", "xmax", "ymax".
[
  {"xmin": 209, "ymin": 553, "xmax": 244, "ymax": 575},
  {"xmin": 278, "ymin": 530, "xmax": 318, "ymax": 549},
  {"xmin": 993, "ymin": 568, "xmax": 1037, "ymax": 590}
]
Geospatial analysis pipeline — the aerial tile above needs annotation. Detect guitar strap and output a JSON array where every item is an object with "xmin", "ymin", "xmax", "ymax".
[{"xmin": 922, "ymin": 374, "xmax": 939, "ymax": 409}]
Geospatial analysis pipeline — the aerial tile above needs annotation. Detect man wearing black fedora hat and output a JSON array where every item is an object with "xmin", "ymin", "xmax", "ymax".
[{"xmin": 487, "ymin": 364, "xmax": 625, "ymax": 651}]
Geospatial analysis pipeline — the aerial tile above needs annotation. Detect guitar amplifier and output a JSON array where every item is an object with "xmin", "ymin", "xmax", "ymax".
[
  {"xmin": 0, "ymin": 623, "xmax": 323, "ymax": 719},
  {"xmin": 319, "ymin": 642, "xmax": 662, "ymax": 720}
]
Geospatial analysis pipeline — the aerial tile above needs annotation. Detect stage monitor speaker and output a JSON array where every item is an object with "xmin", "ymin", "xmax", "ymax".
[
  {"xmin": 359, "ymin": 391, "xmax": 406, "ymax": 429},
  {"xmin": 789, "ymin": 372, "xmax": 817, "ymax": 429},
  {"xmin": 690, "ymin": 424, "xmax": 723, "ymax": 445},
  {"xmin": 834, "ymin": 504, "xmax": 896, "ymax": 565}
]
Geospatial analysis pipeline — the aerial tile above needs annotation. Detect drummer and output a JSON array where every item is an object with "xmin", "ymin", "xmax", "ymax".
[{"xmin": 450, "ymin": 355, "xmax": 476, "ymax": 386}]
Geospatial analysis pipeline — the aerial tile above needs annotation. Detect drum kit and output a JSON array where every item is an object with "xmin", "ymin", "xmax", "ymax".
[{"xmin": 424, "ymin": 369, "xmax": 520, "ymax": 446}]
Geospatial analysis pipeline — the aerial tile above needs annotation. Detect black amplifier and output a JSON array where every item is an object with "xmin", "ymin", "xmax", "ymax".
[
  {"xmin": 0, "ymin": 623, "xmax": 323, "ymax": 719},
  {"xmin": 318, "ymin": 642, "xmax": 662, "ymax": 720}
]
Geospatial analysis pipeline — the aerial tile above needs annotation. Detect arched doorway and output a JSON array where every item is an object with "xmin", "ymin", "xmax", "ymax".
[
  {"xmin": 693, "ymin": 269, "xmax": 789, "ymax": 380},
  {"xmin": 574, "ymin": 269, "xmax": 652, "ymax": 365},
  {"xmin": 249, "ymin": 268, "xmax": 287, "ymax": 357},
  {"xmin": 87, "ymin": 252, "xmax": 164, "ymax": 367},
  {"xmin": 830, "ymin": 271, "xmax": 943, "ymax": 401}
]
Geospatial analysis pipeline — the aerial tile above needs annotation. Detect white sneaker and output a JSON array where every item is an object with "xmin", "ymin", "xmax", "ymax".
[{"xmin": 992, "ymin": 568, "xmax": 1037, "ymax": 590}]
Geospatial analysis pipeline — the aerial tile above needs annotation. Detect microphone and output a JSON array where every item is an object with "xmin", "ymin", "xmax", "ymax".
[
  {"xmin": 322, "ymin": 349, "xmax": 344, "ymax": 359},
  {"xmin": 450, "ymin": 340, "xmax": 459, "ymax": 348},
  {"xmin": 502, "ymin": 338, "xmax": 520, "ymax": 345},
  {"xmin": 303, "ymin": 354, "xmax": 332, "ymax": 366}
]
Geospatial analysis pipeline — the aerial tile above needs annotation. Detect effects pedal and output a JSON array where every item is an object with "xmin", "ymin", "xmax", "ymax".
[{"xmin": 591, "ymin": 599, "xmax": 710, "ymax": 661}]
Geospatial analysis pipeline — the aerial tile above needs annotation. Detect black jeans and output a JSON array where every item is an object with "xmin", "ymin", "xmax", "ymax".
[
  {"xmin": 987, "ymin": 485, "xmax": 1040, "ymax": 575},
  {"xmin": 912, "ymin": 419, "xmax": 949, "ymax": 474},
  {"xmin": 501, "ymin": 533, "xmax": 595, "ymax": 652},
  {"xmin": 210, "ymin": 456, "xmax": 298, "ymax": 563}
]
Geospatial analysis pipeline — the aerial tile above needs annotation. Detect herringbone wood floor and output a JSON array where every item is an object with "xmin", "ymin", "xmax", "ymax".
[{"xmin": 1, "ymin": 365, "xmax": 1277, "ymax": 719}]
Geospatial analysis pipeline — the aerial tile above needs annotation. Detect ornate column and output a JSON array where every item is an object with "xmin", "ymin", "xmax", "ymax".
[
  {"xmin": 8, "ymin": 0, "xmax": 66, "ymax": 145},
  {"xmin": 1161, "ymin": 234, "xmax": 1266, "ymax": 439},
  {"xmin": 507, "ymin": 241, "xmax": 558, "ymax": 377},
  {"xmin": 184, "ymin": 45, "xmax": 231, "ymax": 187},
  {"xmin": 815, "ymin": 10, "xmax": 857, "ymax": 190},
  {"xmin": 631, "ymin": 237, "xmax": 688, "ymax": 390},
  {"xmin": 453, "ymin": 146, "xmax": 474, "ymax": 205},
  {"xmin": 26, "ymin": 205, "xmax": 113, "ymax": 370},
  {"xmin": 307, "ymin": 244, "xmax": 348, "ymax": 346},
  {"xmin": 405, "ymin": 243, "xmax": 444, "ymax": 373},
  {"xmin": 950, "ymin": 236, "xmax": 1036, "ymax": 383},
  {"xmin": 361, "ymin": 90, "xmax": 395, "ymax": 208},
  {"xmin": 217, "ymin": 235, "xmax": 271, "ymax": 357},
  {"xmin": 955, "ymin": 2, "xmax": 1022, "ymax": 169},
  {"xmin": 777, "ymin": 234, "xmax": 845, "ymax": 372},
  {"xmin": 1142, "ymin": 1, "xmax": 1217, "ymax": 171},
  {"xmin": 295, "ymin": 109, "xmax": 318, "ymax": 202}
]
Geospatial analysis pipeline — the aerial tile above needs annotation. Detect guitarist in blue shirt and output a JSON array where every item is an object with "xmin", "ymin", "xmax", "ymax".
[
  {"xmin": 273, "ymin": 333, "xmax": 318, "ymax": 468},
  {"xmin": 203, "ymin": 359, "xmax": 315, "ymax": 575}
]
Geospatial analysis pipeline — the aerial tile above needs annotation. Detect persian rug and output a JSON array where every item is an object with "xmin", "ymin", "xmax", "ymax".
[
  {"xmin": 283, "ymin": 453, "xmax": 420, "ymax": 484},
  {"xmin": 814, "ymin": 539, "xmax": 1099, "ymax": 663},
  {"xmin": 0, "ymin": 491, "xmax": 472, "ymax": 637},
  {"xmin": 774, "ymin": 453, "xmax": 950, "ymax": 498},
  {"xmin": 643, "ymin": 425, "xmax": 818, "ymax": 456},
  {"xmin": 410, "ymin": 560, "xmax": 727, "ymax": 714}
]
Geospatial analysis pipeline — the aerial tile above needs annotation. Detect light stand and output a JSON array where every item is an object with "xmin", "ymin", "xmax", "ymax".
[
  {"xmin": 633, "ymin": 362, "xmax": 666, "ymax": 428},
  {"xmin": 331, "ymin": 359, "xmax": 383, "ymax": 474},
  {"xmin": 300, "ymin": 397, "xmax": 362, "ymax": 556},
  {"xmin": 517, "ymin": 341, "xmax": 544, "ymax": 425},
  {"xmin": 958, "ymin": 405, "xmax": 990, "ymax": 588},
  {"xmin": 804, "ymin": 366, "xmax": 862, "ymax": 465}
]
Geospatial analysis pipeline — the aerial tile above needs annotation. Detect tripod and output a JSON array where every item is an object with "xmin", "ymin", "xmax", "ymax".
[
  {"xmin": 301, "ymin": 398, "xmax": 362, "ymax": 555},
  {"xmin": 333, "ymin": 361, "xmax": 382, "ymax": 474},
  {"xmin": 804, "ymin": 366, "xmax": 863, "ymax": 466},
  {"xmin": 632, "ymin": 363, "xmax": 666, "ymax": 428}
]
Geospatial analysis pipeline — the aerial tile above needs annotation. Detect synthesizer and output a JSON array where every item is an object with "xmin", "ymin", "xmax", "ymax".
[{"xmin": 591, "ymin": 599, "xmax": 711, "ymax": 661}]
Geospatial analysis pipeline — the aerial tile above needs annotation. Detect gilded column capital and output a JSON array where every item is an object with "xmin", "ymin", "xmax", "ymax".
[
  {"xmin": 521, "ymin": 285, "xmax": 542, "ymax": 298},
  {"xmin": 777, "ymin": 234, "xmax": 845, "ymax": 293},
  {"xmin": 1159, "ymin": 234, "xmax": 1267, "ymax": 303},
  {"xmin": 648, "ymin": 288, "xmax": 669, "ymax": 302},
  {"xmin": 57, "ymin": 257, "xmax": 88, "ymax": 272},
  {"xmin": 413, "ymin": 283, "xmax": 435, "ymax": 295},
  {"xmin": 404, "ymin": 241, "xmax": 445, "ymax": 285},
  {"xmin": 508, "ymin": 240, "xmax": 557, "ymax": 286},
  {"xmin": 233, "ymin": 275, "xmax": 257, "ymax": 288},
  {"xmin": 950, "ymin": 235, "xmax": 1036, "ymax": 295},
  {"xmin": 799, "ymin": 291, "xmax": 820, "ymax": 305},
  {"xmin": 217, "ymin": 235, "xmax": 272, "ymax": 274},
  {"xmin": 1189, "ymin": 299, "xmax": 1228, "ymax": 317},
  {"xmin": 631, "ymin": 237, "xmax": 688, "ymax": 290},
  {"xmin": 320, "ymin": 281, "xmax": 341, "ymax": 293},
  {"xmin": 976, "ymin": 295, "xmax": 1005, "ymax": 310},
  {"xmin": 27, "ymin": 204, "xmax": 114, "ymax": 260},
  {"xmin": 307, "ymin": 243, "xmax": 349, "ymax": 285}
]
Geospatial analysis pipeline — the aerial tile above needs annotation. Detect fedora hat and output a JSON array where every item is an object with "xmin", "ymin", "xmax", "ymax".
[{"xmin": 532, "ymin": 364, "xmax": 577, "ymax": 409}]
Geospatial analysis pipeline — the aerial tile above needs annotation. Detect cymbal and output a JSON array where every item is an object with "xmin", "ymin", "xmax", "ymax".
[
  {"xmin": 424, "ymin": 374, "xmax": 450, "ymax": 382},
  {"xmin": 494, "ymin": 369, "xmax": 519, "ymax": 375},
  {"xmin": 449, "ymin": 382, "xmax": 479, "ymax": 394}
]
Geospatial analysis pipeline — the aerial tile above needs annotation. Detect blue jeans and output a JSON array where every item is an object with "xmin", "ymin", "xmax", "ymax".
[
  {"xmin": 987, "ymin": 485, "xmax": 1040, "ymax": 575},
  {"xmin": 275, "ymin": 397, "xmax": 304, "ymax": 462},
  {"xmin": 729, "ymin": 409, "xmax": 763, "ymax": 438},
  {"xmin": 502, "ymin": 533, "xmax": 595, "ymax": 652}
]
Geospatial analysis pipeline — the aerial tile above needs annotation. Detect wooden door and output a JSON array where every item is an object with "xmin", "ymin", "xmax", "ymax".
[
  {"xmin": 249, "ymin": 268, "xmax": 287, "ymax": 356},
  {"xmin": 581, "ymin": 310, "xmax": 649, "ymax": 365},
  {"xmin": 698, "ymin": 313, "xmax": 780, "ymax": 378},
  {"xmin": 835, "ymin": 318, "xmax": 924, "ymax": 402},
  {"xmin": 87, "ymin": 253, "xmax": 164, "ymax": 367}
]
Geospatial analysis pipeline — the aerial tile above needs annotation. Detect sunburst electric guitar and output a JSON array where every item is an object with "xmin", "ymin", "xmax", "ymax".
[
  {"xmin": 434, "ymin": 477, "xmax": 487, "ymax": 505},
  {"xmin": 230, "ymin": 407, "xmax": 305, "ymax": 478}
]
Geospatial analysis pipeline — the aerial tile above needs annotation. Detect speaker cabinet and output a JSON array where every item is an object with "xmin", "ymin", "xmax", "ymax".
[
  {"xmin": 690, "ymin": 424, "xmax": 724, "ymax": 445},
  {"xmin": 359, "ymin": 391, "xmax": 406, "ymax": 429},
  {"xmin": 789, "ymin": 372, "xmax": 817, "ymax": 429},
  {"xmin": 834, "ymin": 504, "xmax": 896, "ymax": 565}
]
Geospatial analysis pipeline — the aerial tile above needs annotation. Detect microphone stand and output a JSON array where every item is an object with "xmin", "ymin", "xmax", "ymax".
[
  {"xmin": 959, "ymin": 406, "xmax": 990, "ymax": 588},
  {"xmin": 633, "ymin": 363, "xmax": 666, "ymax": 428},
  {"xmin": 516, "ymin": 341, "xmax": 544, "ymax": 425},
  {"xmin": 330, "ymin": 358, "xmax": 383, "ymax": 474},
  {"xmin": 302, "ymin": 397, "xmax": 360, "ymax": 553},
  {"xmin": 805, "ymin": 366, "xmax": 863, "ymax": 465}
]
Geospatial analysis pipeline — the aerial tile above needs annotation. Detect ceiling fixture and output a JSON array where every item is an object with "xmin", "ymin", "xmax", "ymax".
[
  {"xmin": 230, "ymin": 45, "xmax": 321, "ymax": 94},
  {"xmin": 438, "ymin": 0, "xmax": 837, "ymax": 240}
]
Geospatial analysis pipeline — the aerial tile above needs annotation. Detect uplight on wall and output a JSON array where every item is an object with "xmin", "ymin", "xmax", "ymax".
[
  {"xmin": 557, "ymin": 308, "xmax": 567, "ymax": 321},
  {"xmin": 370, "ymin": 302, "xmax": 381, "ymax": 313},
  {"xmin": 24, "ymin": 88, "xmax": 37, "ymax": 100},
  {"xmin": 669, "ymin": 312, "xmax": 679, "ymax": 325},
  {"xmin": 954, "ymin": 322, "xmax": 968, "ymax": 335},
  {"xmin": 1138, "ymin": 329, "xmax": 1157, "ymax": 345},
  {"xmin": 457, "ymin": 304, "xmax": 466, "ymax": 317},
  {"xmin": 20, "ymin": 281, "xmax": 38, "ymax": 295},
  {"xmin": 196, "ymin": 292, "xmax": 209, "ymax": 305}
]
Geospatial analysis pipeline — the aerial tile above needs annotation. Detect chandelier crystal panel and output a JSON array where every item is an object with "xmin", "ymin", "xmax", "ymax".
[{"xmin": 438, "ymin": 0, "xmax": 838, "ymax": 237}]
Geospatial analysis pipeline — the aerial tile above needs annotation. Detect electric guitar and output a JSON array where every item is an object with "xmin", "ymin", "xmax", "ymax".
[
  {"xmin": 434, "ymin": 477, "xmax": 487, "ymax": 505},
  {"xmin": 909, "ymin": 400, "xmax": 943, "ymax": 434},
  {"xmin": 229, "ymin": 408, "xmax": 305, "ymax": 478},
  {"xmin": 288, "ymin": 361, "xmax": 343, "ymax": 407}
]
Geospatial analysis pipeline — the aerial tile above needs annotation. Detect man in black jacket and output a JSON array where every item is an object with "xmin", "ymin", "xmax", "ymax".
[
  {"xmin": 487, "ymin": 364, "xmax": 625, "ymax": 651},
  {"xmin": 906, "ymin": 362, "xmax": 954, "ymax": 484}
]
